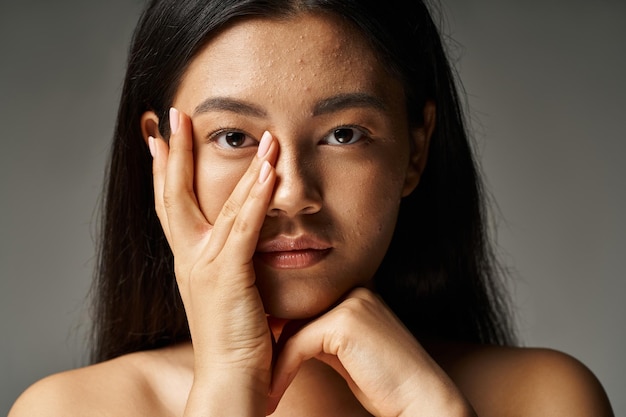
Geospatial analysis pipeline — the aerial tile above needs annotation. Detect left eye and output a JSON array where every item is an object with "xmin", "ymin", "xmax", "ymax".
[
  {"xmin": 323, "ymin": 127, "xmax": 365, "ymax": 145},
  {"xmin": 212, "ymin": 131, "xmax": 257, "ymax": 148}
]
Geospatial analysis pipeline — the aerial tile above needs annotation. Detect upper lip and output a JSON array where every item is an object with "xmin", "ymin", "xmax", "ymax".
[{"xmin": 256, "ymin": 235, "xmax": 332, "ymax": 253}]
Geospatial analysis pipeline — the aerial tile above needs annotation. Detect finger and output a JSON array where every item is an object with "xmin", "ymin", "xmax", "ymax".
[
  {"xmin": 162, "ymin": 107, "xmax": 212, "ymax": 247},
  {"xmin": 267, "ymin": 318, "xmax": 335, "ymax": 412},
  {"xmin": 207, "ymin": 131, "xmax": 278, "ymax": 260},
  {"xmin": 268, "ymin": 290, "xmax": 384, "ymax": 410},
  {"xmin": 266, "ymin": 317, "xmax": 351, "ymax": 415},
  {"xmin": 220, "ymin": 160, "xmax": 276, "ymax": 263},
  {"xmin": 150, "ymin": 135, "xmax": 172, "ymax": 241},
  {"xmin": 207, "ymin": 159, "xmax": 276, "ymax": 283}
]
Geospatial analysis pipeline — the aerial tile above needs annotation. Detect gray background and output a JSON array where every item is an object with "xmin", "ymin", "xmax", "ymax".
[{"xmin": 1, "ymin": 1, "xmax": 624, "ymax": 415}]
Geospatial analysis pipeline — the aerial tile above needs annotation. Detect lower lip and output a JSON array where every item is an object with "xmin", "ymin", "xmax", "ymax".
[{"xmin": 255, "ymin": 249, "xmax": 331, "ymax": 269}]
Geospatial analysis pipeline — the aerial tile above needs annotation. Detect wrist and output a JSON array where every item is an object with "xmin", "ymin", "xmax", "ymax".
[
  {"xmin": 399, "ymin": 397, "xmax": 476, "ymax": 417},
  {"xmin": 184, "ymin": 369, "xmax": 270, "ymax": 417},
  {"xmin": 396, "ymin": 370, "xmax": 476, "ymax": 417}
]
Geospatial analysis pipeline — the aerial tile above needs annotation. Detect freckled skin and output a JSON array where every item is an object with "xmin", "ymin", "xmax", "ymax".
[{"xmin": 172, "ymin": 13, "xmax": 423, "ymax": 319}]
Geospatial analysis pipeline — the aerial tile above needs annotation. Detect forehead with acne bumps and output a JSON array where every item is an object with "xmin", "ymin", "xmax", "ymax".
[{"xmin": 174, "ymin": 12, "xmax": 400, "ymax": 111}]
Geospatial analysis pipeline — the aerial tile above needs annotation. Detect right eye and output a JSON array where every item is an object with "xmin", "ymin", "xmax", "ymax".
[{"xmin": 210, "ymin": 130, "xmax": 257, "ymax": 149}]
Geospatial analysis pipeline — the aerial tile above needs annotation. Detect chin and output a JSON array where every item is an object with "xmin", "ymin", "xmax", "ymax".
[
  {"xmin": 260, "ymin": 287, "xmax": 339, "ymax": 320},
  {"xmin": 253, "ymin": 258, "xmax": 374, "ymax": 320},
  {"xmin": 256, "ymin": 273, "xmax": 345, "ymax": 320}
]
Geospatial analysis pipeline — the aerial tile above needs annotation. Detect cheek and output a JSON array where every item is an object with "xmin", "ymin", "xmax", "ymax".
[
  {"xmin": 327, "ymin": 155, "xmax": 407, "ymax": 241},
  {"xmin": 328, "ymin": 166, "xmax": 404, "ymax": 283},
  {"xmin": 344, "ymin": 151, "xmax": 408, "ymax": 207},
  {"xmin": 194, "ymin": 157, "xmax": 250, "ymax": 223},
  {"xmin": 358, "ymin": 174, "xmax": 404, "ymax": 241}
]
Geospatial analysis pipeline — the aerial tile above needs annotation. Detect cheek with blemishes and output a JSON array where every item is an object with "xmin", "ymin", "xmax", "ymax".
[{"xmin": 325, "ymin": 152, "xmax": 408, "ymax": 275}]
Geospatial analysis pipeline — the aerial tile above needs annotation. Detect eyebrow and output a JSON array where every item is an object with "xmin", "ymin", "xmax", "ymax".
[
  {"xmin": 193, "ymin": 97, "xmax": 267, "ymax": 118},
  {"xmin": 312, "ymin": 92, "xmax": 388, "ymax": 116},
  {"xmin": 192, "ymin": 92, "xmax": 388, "ymax": 118}
]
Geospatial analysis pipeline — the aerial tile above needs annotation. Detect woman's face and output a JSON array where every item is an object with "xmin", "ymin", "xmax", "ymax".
[{"xmin": 159, "ymin": 13, "xmax": 431, "ymax": 319}]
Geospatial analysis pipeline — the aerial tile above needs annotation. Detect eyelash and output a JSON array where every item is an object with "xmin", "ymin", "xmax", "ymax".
[
  {"xmin": 321, "ymin": 124, "xmax": 372, "ymax": 146},
  {"xmin": 207, "ymin": 128, "xmax": 258, "ymax": 149},
  {"xmin": 206, "ymin": 124, "xmax": 372, "ymax": 149}
]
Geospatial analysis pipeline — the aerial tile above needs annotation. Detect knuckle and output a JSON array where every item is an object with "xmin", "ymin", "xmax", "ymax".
[
  {"xmin": 334, "ymin": 299, "xmax": 362, "ymax": 326},
  {"xmin": 231, "ymin": 195, "xmax": 263, "ymax": 234},
  {"xmin": 162, "ymin": 190, "xmax": 177, "ymax": 211},
  {"xmin": 220, "ymin": 198, "xmax": 241, "ymax": 220},
  {"xmin": 349, "ymin": 286, "xmax": 376, "ymax": 302},
  {"xmin": 335, "ymin": 290, "xmax": 379, "ymax": 322},
  {"xmin": 232, "ymin": 217, "xmax": 251, "ymax": 234}
]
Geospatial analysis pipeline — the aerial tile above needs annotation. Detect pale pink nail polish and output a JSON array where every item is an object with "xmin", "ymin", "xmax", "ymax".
[
  {"xmin": 259, "ymin": 160, "xmax": 271, "ymax": 183},
  {"xmin": 169, "ymin": 107, "xmax": 180, "ymax": 135},
  {"xmin": 257, "ymin": 131, "xmax": 272, "ymax": 158}
]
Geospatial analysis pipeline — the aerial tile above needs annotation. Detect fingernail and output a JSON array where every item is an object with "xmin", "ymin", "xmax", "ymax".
[
  {"xmin": 257, "ymin": 131, "xmax": 272, "ymax": 158},
  {"xmin": 259, "ymin": 160, "xmax": 271, "ymax": 183},
  {"xmin": 148, "ymin": 136, "xmax": 156, "ymax": 158},
  {"xmin": 169, "ymin": 107, "xmax": 180, "ymax": 135}
]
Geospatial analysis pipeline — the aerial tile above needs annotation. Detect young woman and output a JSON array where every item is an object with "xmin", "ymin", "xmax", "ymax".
[{"xmin": 10, "ymin": 0, "xmax": 614, "ymax": 416}]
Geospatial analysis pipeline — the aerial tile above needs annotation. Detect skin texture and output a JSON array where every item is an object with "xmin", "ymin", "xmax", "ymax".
[
  {"xmin": 9, "ymin": 12, "xmax": 614, "ymax": 417},
  {"xmin": 158, "ymin": 13, "xmax": 428, "ymax": 320}
]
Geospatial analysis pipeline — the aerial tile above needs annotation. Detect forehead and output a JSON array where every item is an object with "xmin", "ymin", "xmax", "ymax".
[{"xmin": 174, "ymin": 12, "xmax": 403, "ymax": 110}]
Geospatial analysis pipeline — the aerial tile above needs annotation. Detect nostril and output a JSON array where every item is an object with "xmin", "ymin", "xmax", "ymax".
[
  {"xmin": 267, "ymin": 203, "xmax": 321, "ymax": 218},
  {"xmin": 268, "ymin": 148, "xmax": 322, "ymax": 217},
  {"xmin": 266, "ymin": 178, "xmax": 322, "ymax": 218}
]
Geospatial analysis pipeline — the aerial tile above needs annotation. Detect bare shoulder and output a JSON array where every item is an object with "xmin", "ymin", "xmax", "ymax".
[
  {"xmin": 433, "ymin": 343, "xmax": 614, "ymax": 417},
  {"xmin": 8, "ymin": 346, "xmax": 189, "ymax": 417},
  {"xmin": 8, "ymin": 355, "xmax": 152, "ymax": 417}
]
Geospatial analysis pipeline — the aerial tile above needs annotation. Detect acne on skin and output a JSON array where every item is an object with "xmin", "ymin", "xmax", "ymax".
[{"xmin": 144, "ymin": 14, "xmax": 425, "ymax": 320}]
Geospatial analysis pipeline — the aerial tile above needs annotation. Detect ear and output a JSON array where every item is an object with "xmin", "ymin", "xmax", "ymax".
[
  {"xmin": 402, "ymin": 101, "xmax": 436, "ymax": 197},
  {"xmin": 140, "ymin": 111, "xmax": 163, "ymax": 146}
]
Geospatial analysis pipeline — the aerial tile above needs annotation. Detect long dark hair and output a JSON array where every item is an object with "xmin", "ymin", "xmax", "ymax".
[{"xmin": 91, "ymin": 0, "xmax": 516, "ymax": 363}]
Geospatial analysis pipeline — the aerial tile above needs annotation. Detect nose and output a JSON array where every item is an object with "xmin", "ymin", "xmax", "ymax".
[{"xmin": 267, "ymin": 145, "xmax": 322, "ymax": 218}]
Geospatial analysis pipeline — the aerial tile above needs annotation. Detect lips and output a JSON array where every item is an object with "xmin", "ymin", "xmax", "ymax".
[{"xmin": 255, "ymin": 235, "xmax": 332, "ymax": 269}]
